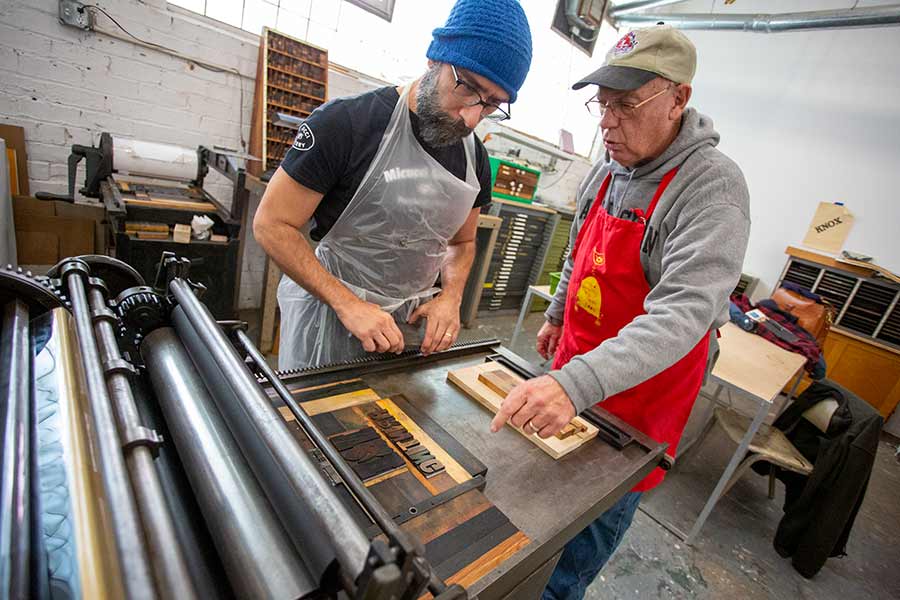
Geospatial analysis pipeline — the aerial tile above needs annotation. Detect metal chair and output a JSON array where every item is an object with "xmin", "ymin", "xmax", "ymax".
[{"xmin": 713, "ymin": 406, "xmax": 814, "ymax": 500}]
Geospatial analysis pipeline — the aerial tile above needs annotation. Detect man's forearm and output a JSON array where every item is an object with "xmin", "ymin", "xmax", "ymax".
[
  {"xmin": 256, "ymin": 222, "xmax": 359, "ymax": 314},
  {"xmin": 439, "ymin": 240, "xmax": 476, "ymax": 301}
]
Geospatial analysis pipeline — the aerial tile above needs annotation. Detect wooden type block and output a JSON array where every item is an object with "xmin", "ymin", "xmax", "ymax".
[
  {"xmin": 339, "ymin": 440, "xmax": 395, "ymax": 463},
  {"xmin": 396, "ymin": 438, "xmax": 420, "ymax": 451},
  {"xmin": 349, "ymin": 454, "xmax": 405, "ymax": 481},
  {"xmin": 384, "ymin": 429, "xmax": 413, "ymax": 443},
  {"xmin": 409, "ymin": 452, "xmax": 436, "ymax": 466},
  {"xmin": 329, "ymin": 427, "xmax": 379, "ymax": 451},
  {"xmin": 172, "ymin": 223, "xmax": 191, "ymax": 244},
  {"xmin": 448, "ymin": 363, "xmax": 598, "ymax": 459},
  {"xmin": 556, "ymin": 421, "xmax": 588, "ymax": 440},
  {"xmin": 389, "ymin": 395, "xmax": 488, "ymax": 479},
  {"xmin": 477, "ymin": 369, "xmax": 520, "ymax": 397},
  {"xmin": 310, "ymin": 412, "xmax": 344, "ymax": 437}
]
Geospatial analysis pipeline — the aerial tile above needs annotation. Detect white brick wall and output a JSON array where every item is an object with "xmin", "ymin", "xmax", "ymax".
[
  {"xmin": 0, "ymin": 0, "xmax": 381, "ymax": 309},
  {"xmin": 1, "ymin": 1, "xmax": 584, "ymax": 308}
]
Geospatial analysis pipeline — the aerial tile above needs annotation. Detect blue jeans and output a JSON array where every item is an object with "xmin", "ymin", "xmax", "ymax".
[{"xmin": 542, "ymin": 491, "xmax": 642, "ymax": 600}]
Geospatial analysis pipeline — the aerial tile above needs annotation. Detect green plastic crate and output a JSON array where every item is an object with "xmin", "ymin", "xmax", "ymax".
[{"xmin": 549, "ymin": 272, "xmax": 562, "ymax": 295}]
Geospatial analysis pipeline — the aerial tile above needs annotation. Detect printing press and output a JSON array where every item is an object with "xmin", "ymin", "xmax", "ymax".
[
  {"xmin": 0, "ymin": 252, "xmax": 670, "ymax": 599},
  {"xmin": 34, "ymin": 133, "xmax": 251, "ymax": 318}
]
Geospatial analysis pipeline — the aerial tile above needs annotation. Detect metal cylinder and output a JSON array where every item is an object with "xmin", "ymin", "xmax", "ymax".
[
  {"xmin": 130, "ymin": 376, "xmax": 233, "ymax": 600},
  {"xmin": 234, "ymin": 329, "xmax": 421, "ymax": 547},
  {"xmin": 0, "ymin": 300, "xmax": 32, "ymax": 599},
  {"xmin": 62, "ymin": 263, "xmax": 156, "ymax": 600},
  {"xmin": 614, "ymin": 5, "xmax": 900, "ymax": 32},
  {"xmin": 607, "ymin": 0, "xmax": 688, "ymax": 17},
  {"xmin": 140, "ymin": 327, "xmax": 315, "ymax": 600},
  {"xmin": 168, "ymin": 278, "xmax": 370, "ymax": 585},
  {"xmin": 86, "ymin": 285, "xmax": 197, "ymax": 600}
]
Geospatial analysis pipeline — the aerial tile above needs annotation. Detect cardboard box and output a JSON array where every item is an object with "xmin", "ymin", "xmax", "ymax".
[{"xmin": 13, "ymin": 196, "xmax": 106, "ymax": 264}]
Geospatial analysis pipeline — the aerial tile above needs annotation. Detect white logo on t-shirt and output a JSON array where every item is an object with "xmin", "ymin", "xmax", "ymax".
[{"xmin": 292, "ymin": 123, "xmax": 315, "ymax": 151}]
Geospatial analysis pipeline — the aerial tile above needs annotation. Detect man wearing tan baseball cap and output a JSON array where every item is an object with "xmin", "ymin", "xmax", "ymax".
[{"xmin": 490, "ymin": 26, "xmax": 752, "ymax": 600}]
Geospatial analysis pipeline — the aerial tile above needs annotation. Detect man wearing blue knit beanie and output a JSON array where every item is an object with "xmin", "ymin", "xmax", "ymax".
[{"xmin": 256, "ymin": 1, "xmax": 533, "ymax": 369}]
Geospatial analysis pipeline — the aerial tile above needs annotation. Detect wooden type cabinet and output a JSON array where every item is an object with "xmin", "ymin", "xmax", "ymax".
[{"xmin": 778, "ymin": 246, "xmax": 900, "ymax": 418}]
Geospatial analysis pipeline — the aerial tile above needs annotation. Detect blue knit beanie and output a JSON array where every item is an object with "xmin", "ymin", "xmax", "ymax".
[{"xmin": 426, "ymin": 0, "xmax": 533, "ymax": 103}]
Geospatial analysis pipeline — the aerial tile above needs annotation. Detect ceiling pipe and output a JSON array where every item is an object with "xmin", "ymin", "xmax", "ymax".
[
  {"xmin": 612, "ymin": 4, "xmax": 900, "ymax": 32},
  {"xmin": 608, "ymin": 0, "xmax": 690, "ymax": 17}
]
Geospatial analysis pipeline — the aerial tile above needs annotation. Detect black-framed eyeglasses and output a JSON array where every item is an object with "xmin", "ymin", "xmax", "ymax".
[
  {"xmin": 585, "ymin": 85, "xmax": 673, "ymax": 120},
  {"xmin": 449, "ymin": 64, "xmax": 511, "ymax": 122}
]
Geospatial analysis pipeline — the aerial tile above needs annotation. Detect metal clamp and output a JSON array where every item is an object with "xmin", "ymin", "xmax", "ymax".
[
  {"xmin": 86, "ymin": 276, "xmax": 110, "ymax": 295},
  {"xmin": 122, "ymin": 425, "xmax": 164, "ymax": 457},
  {"xmin": 103, "ymin": 357, "xmax": 137, "ymax": 378},
  {"xmin": 91, "ymin": 305, "xmax": 118, "ymax": 325},
  {"xmin": 58, "ymin": 258, "xmax": 90, "ymax": 279},
  {"xmin": 659, "ymin": 454, "xmax": 675, "ymax": 471}
]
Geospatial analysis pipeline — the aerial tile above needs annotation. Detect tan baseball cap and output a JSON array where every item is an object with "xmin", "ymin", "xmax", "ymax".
[{"xmin": 573, "ymin": 25, "xmax": 697, "ymax": 91}]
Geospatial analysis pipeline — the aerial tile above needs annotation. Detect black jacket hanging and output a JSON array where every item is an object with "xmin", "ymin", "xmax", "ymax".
[{"xmin": 768, "ymin": 380, "xmax": 882, "ymax": 578}]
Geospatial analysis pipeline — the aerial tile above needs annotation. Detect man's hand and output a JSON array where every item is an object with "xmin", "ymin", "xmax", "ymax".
[
  {"xmin": 536, "ymin": 321, "xmax": 563, "ymax": 360},
  {"xmin": 408, "ymin": 293, "xmax": 461, "ymax": 355},
  {"xmin": 490, "ymin": 375, "xmax": 576, "ymax": 438},
  {"xmin": 336, "ymin": 299, "xmax": 405, "ymax": 354}
]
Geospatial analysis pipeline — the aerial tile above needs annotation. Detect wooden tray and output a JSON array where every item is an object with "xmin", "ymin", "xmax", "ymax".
[{"xmin": 447, "ymin": 362, "xmax": 597, "ymax": 459}]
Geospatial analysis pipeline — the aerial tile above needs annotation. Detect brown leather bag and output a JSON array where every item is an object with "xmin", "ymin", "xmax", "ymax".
[{"xmin": 770, "ymin": 287, "xmax": 835, "ymax": 346}]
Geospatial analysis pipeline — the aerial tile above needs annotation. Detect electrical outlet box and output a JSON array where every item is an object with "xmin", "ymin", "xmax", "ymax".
[{"xmin": 59, "ymin": 0, "xmax": 93, "ymax": 30}]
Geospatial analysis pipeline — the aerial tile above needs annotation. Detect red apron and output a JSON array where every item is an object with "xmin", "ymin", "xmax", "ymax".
[{"xmin": 552, "ymin": 168, "xmax": 710, "ymax": 491}]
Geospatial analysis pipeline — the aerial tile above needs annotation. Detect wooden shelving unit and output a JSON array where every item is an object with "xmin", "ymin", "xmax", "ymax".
[
  {"xmin": 777, "ymin": 246, "xmax": 900, "ymax": 418},
  {"xmin": 249, "ymin": 27, "xmax": 329, "ymax": 176}
]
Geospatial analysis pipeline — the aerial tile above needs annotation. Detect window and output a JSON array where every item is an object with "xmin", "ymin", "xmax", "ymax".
[{"xmin": 345, "ymin": 0, "xmax": 394, "ymax": 22}]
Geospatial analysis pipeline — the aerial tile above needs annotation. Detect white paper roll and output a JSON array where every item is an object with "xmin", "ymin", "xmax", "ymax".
[{"xmin": 112, "ymin": 136, "xmax": 198, "ymax": 181}]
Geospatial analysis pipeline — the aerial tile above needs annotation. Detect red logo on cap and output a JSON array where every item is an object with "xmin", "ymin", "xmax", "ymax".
[{"xmin": 613, "ymin": 31, "xmax": 638, "ymax": 56}]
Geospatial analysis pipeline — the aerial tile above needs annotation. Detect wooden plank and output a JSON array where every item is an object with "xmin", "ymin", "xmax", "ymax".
[
  {"xmin": 283, "ymin": 378, "xmax": 366, "ymax": 398},
  {"xmin": 278, "ymin": 388, "xmax": 380, "ymax": 418},
  {"xmin": 836, "ymin": 257, "xmax": 900, "ymax": 284},
  {"xmin": 124, "ymin": 198, "xmax": 217, "ymax": 212},
  {"xmin": 248, "ymin": 32, "xmax": 266, "ymax": 177},
  {"xmin": 124, "ymin": 221, "xmax": 168, "ymax": 233},
  {"xmin": 0, "ymin": 124, "xmax": 29, "ymax": 195},
  {"xmin": 447, "ymin": 363, "xmax": 597, "ymax": 459},
  {"xmin": 785, "ymin": 245, "xmax": 875, "ymax": 278},
  {"xmin": 135, "ymin": 231, "xmax": 169, "ymax": 240},
  {"xmin": 442, "ymin": 531, "xmax": 530, "ymax": 591},
  {"xmin": 396, "ymin": 489, "xmax": 494, "ymax": 547},
  {"xmin": 260, "ymin": 258, "xmax": 282, "ymax": 353},
  {"xmin": 364, "ymin": 467, "xmax": 411, "ymax": 489},
  {"xmin": 712, "ymin": 322, "xmax": 807, "ymax": 402}
]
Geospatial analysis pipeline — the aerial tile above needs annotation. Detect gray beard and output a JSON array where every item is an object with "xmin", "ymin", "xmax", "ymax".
[{"xmin": 415, "ymin": 66, "xmax": 473, "ymax": 148}]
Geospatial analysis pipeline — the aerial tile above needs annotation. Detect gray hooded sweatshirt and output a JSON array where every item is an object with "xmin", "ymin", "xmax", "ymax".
[{"xmin": 545, "ymin": 108, "xmax": 751, "ymax": 415}]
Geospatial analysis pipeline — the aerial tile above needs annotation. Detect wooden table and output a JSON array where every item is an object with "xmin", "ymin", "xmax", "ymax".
[{"xmin": 675, "ymin": 322, "xmax": 808, "ymax": 543}]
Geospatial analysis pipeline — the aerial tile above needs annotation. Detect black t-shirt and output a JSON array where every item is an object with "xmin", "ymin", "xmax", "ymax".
[{"xmin": 280, "ymin": 86, "xmax": 493, "ymax": 241}]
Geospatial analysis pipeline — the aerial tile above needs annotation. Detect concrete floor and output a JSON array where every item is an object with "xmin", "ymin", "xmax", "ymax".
[{"xmin": 461, "ymin": 310, "xmax": 900, "ymax": 600}]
